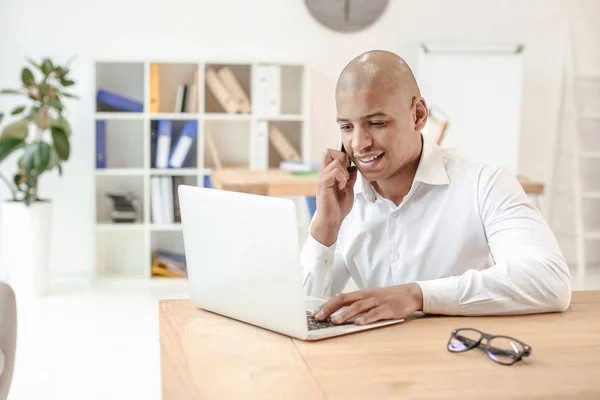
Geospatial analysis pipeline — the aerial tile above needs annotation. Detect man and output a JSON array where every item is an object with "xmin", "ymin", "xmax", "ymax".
[{"xmin": 301, "ymin": 50, "xmax": 571, "ymax": 326}]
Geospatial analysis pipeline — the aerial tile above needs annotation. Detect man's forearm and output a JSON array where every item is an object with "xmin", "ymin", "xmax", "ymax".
[{"xmin": 310, "ymin": 218, "xmax": 341, "ymax": 247}]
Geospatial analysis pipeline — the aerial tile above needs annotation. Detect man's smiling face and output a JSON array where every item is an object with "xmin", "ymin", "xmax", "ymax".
[{"xmin": 336, "ymin": 84, "xmax": 420, "ymax": 182}]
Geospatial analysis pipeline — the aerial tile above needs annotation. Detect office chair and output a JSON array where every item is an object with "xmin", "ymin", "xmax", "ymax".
[{"xmin": 0, "ymin": 282, "xmax": 16, "ymax": 400}]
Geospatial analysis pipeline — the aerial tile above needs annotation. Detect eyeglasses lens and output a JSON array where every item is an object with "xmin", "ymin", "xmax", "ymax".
[
  {"xmin": 448, "ymin": 329, "xmax": 481, "ymax": 352},
  {"xmin": 486, "ymin": 337, "xmax": 525, "ymax": 365}
]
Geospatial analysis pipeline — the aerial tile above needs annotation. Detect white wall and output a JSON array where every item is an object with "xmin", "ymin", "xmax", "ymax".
[{"xmin": 0, "ymin": 0, "xmax": 599, "ymax": 281}]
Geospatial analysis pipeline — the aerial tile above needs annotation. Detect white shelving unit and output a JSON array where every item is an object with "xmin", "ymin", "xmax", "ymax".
[{"xmin": 93, "ymin": 59, "xmax": 309, "ymax": 282}]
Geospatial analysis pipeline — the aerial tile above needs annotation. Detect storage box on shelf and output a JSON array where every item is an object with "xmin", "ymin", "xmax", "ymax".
[{"xmin": 93, "ymin": 59, "xmax": 309, "ymax": 283}]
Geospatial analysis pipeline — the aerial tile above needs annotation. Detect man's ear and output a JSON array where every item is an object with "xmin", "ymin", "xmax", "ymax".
[{"xmin": 413, "ymin": 97, "xmax": 428, "ymax": 131}]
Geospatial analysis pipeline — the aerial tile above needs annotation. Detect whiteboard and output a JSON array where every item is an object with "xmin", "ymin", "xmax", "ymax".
[{"xmin": 416, "ymin": 43, "xmax": 524, "ymax": 173}]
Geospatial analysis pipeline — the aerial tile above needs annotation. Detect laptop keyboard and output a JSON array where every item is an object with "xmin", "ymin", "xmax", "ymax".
[{"xmin": 306, "ymin": 311, "xmax": 339, "ymax": 330}]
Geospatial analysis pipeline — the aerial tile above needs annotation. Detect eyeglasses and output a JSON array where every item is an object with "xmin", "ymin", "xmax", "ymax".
[{"xmin": 447, "ymin": 328, "xmax": 532, "ymax": 365}]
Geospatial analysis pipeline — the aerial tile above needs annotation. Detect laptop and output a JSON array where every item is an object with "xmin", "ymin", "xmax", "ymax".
[{"xmin": 178, "ymin": 184, "xmax": 403, "ymax": 341}]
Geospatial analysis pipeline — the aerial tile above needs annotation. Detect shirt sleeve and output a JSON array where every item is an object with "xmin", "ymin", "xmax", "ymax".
[
  {"xmin": 416, "ymin": 165, "xmax": 572, "ymax": 316},
  {"xmin": 300, "ymin": 222, "xmax": 351, "ymax": 298}
]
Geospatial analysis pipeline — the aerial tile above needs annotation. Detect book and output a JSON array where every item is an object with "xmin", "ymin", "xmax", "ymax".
[
  {"xmin": 279, "ymin": 160, "xmax": 319, "ymax": 172},
  {"xmin": 96, "ymin": 89, "xmax": 144, "ymax": 112},
  {"xmin": 168, "ymin": 121, "xmax": 198, "ymax": 168}
]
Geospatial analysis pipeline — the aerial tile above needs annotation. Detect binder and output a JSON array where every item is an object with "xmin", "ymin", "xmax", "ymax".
[
  {"xmin": 204, "ymin": 129, "xmax": 223, "ymax": 169},
  {"xmin": 168, "ymin": 121, "xmax": 198, "ymax": 168},
  {"xmin": 151, "ymin": 176, "xmax": 163, "ymax": 224},
  {"xmin": 96, "ymin": 120, "xmax": 106, "ymax": 168},
  {"xmin": 265, "ymin": 65, "xmax": 281, "ymax": 116},
  {"xmin": 250, "ymin": 120, "xmax": 269, "ymax": 170},
  {"xmin": 160, "ymin": 176, "xmax": 174, "ymax": 223},
  {"xmin": 150, "ymin": 64, "xmax": 160, "ymax": 113},
  {"xmin": 205, "ymin": 68, "xmax": 238, "ymax": 113},
  {"xmin": 218, "ymin": 67, "xmax": 251, "ymax": 113},
  {"xmin": 253, "ymin": 65, "xmax": 269, "ymax": 117},
  {"xmin": 96, "ymin": 90, "xmax": 144, "ymax": 112},
  {"xmin": 268, "ymin": 125, "xmax": 301, "ymax": 161},
  {"xmin": 155, "ymin": 120, "xmax": 173, "ymax": 168},
  {"xmin": 175, "ymin": 84, "xmax": 187, "ymax": 113}
]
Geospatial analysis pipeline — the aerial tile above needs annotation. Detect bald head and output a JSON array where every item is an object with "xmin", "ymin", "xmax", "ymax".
[{"xmin": 336, "ymin": 50, "xmax": 420, "ymax": 102}]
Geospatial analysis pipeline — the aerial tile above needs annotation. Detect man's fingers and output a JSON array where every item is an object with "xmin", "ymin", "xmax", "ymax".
[
  {"xmin": 320, "ymin": 160, "xmax": 350, "ymax": 189},
  {"xmin": 313, "ymin": 291, "xmax": 366, "ymax": 320},
  {"xmin": 355, "ymin": 305, "xmax": 394, "ymax": 325},
  {"xmin": 331, "ymin": 297, "xmax": 378, "ymax": 324},
  {"xmin": 321, "ymin": 148, "xmax": 349, "ymax": 170}
]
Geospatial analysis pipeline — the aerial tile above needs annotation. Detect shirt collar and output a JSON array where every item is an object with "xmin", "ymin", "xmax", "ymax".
[{"xmin": 356, "ymin": 134, "xmax": 450, "ymax": 203}]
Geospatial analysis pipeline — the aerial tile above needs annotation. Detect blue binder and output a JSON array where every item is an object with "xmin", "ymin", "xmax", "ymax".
[
  {"xmin": 96, "ymin": 120, "xmax": 106, "ymax": 168},
  {"xmin": 168, "ymin": 121, "xmax": 198, "ymax": 168},
  {"xmin": 97, "ymin": 90, "xmax": 143, "ymax": 112}
]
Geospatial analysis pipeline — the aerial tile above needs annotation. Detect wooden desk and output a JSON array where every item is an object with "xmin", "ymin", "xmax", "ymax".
[
  {"xmin": 210, "ymin": 168, "xmax": 545, "ymax": 197},
  {"xmin": 159, "ymin": 291, "xmax": 600, "ymax": 400}
]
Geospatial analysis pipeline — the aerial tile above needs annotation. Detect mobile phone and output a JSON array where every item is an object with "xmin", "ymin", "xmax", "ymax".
[{"xmin": 339, "ymin": 140, "xmax": 354, "ymax": 172}]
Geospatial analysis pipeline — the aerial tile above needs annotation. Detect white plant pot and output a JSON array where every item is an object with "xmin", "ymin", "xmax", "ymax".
[{"xmin": 0, "ymin": 201, "xmax": 52, "ymax": 297}]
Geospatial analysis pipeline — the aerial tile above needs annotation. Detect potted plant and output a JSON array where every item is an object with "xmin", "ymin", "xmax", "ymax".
[{"xmin": 0, "ymin": 57, "xmax": 77, "ymax": 297}]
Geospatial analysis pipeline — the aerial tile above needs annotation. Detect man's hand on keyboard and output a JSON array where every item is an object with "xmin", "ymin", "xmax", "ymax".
[{"xmin": 311, "ymin": 283, "xmax": 424, "ymax": 325}]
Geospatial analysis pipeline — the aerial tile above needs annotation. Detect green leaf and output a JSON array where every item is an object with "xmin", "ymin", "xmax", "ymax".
[
  {"xmin": 49, "ymin": 97, "xmax": 63, "ymax": 112},
  {"xmin": 50, "ymin": 114, "xmax": 71, "ymax": 136},
  {"xmin": 0, "ymin": 89, "xmax": 25, "ymax": 95},
  {"xmin": 0, "ymin": 138, "xmax": 26, "ymax": 163},
  {"xmin": 41, "ymin": 59, "xmax": 54, "ymax": 76},
  {"xmin": 27, "ymin": 58, "xmax": 42, "ymax": 70},
  {"xmin": 0, "ymin": 112, "xmax": 4, "ymax": 125},
  {"xmin": 54, "ymin": 67, "xmax": 66, "ymax": 79},
  {"xmin": 23, "ymin": 192, "xmax": 33, "ymax": 206},
  {"xmin": 21, "ymin": 68, "xmax": 35, "ymax": 86},
  {"xmin": 51, "ymin": 126, "xmax": 70, "ymax": 161},
  {"xmin": 60, "ymin": 79, "xmax": 75, "ymax": 87},
  {"xmin": 1, "ymin": 120, "xmax": 29, "ymax": 140},
  {"xmin": 58, "ymin": 163, "xmax": 63, "ymax": 176},
  {"xmin": 11, "ymin": 106, "xmax": 26, "ymax": 115},
  {"xmin": 27, "ymin": 107, "xmax": 41, "ymax": 125},
  {"xmin": 13, "ymin": 173, "xmax": 23, "ymax": 188},
  {"xmin": 38, "ymin": 83, "xmax": 50, "ymax": 99},
  {"xmin": 47, "ymin": 147, "xmax": 59, "ymax": 170},
  {"xmin": 21, "ymin": 141, "xmax": 51, "ymax": 173},
  {"xmin": 60, "ymin": 92, "xmax": 79, "ymax": 99}
]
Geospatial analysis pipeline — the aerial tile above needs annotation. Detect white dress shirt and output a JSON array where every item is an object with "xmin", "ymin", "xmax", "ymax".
[{"xmin": 300, "ymin": 134, "xmax": 571, "ymax": 316}]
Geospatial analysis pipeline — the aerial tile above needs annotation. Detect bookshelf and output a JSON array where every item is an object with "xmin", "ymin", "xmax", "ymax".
[{"xmin": 93, "ymin": 59, "xmax": 309, "ymax": 282}]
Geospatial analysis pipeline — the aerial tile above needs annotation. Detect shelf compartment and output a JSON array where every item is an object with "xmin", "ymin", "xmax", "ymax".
[
  {"xmin": 203, "ymin": 120, "xmax": 251, "ymax": 169},
  {"xmin": 267, "ymin": 120, "xmax": 303, "ymax": 168},
  {"xmin": 204, "ymin": 63, "xmax": 251, "ymax": 114},
  {"xmin": 95, "ymin": 119, "xmax": 144, "ymax": 169},
  {"xmin": 150, "ymin": 230, "xmax": 187, "ymax": 278},
  {"xmin": 150, "ymin": 175, "xmax": 197, "ymax": 225},
  {"xmin": 96, "ymin": 230, "xmax": 146, "ymax": 278},
  {"xmin": 95, "ymin": 175, "xmax": 144, "ymax": 224},
  {"xmin": 150, "ymin": 62, "xmax": 199, "ymax": 114},
  {"xmin": 150, "ymin": 119, "xmax": 199, "ymax": 169},
  {"xmin": 95, "ymin": 62, "xmax": 144, "ymax": 113}
]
